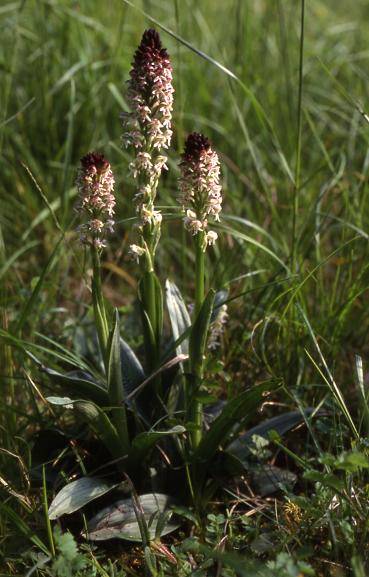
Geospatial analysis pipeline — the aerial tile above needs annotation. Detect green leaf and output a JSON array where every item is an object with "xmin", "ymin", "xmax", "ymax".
[
  {"xmin": 194, "ymin": 382, "xmax": 273, "ymax": 466},
  {"xmin": 17, "ymin": 234, "xmax": 64, "ymax": 333},
  {"xmin": 303, "ymin": 470, "xmax": 345, "ymax": 492},
  {"xmin": 129, "ymin": 425, "xmax": 185, "ymax": 469},
  {"xmin": 154, "ymin": 272, "xmax": 163, "ymax": 345},
  {"xmin": 0, "ymin": 503, "xmax": 50, "ymax": 556},
  {"xmin": 189, "ymin": 289, "xmax": 215, "ymax": 375},
  {"xmin": 83, "ymin": 494, "xmax": 179, "ymax": 542},
  {"xmin": 140, "ymin": 307, "xmax": 156, "ymax": 360},
  {"xmin": 165, "ymin": 280, "xmax": 191, "ymax": 356},
  {"xmin": 335, "ymin": 451, "xmax": 369, "ymax": 472},
  {"xmin": 48, "ymin": 477, "xmax": 119, "ymax": 520},
  {"xmin": 107, "ymin": 310, "xmax": 130, "ymax": 454},
  {"xmin": 47, "ymin": 397, "xmax": 123, "ymax": 461},
  {"xmin": 28, "ymin": 352, "xmax": 108, "ymax": 405},
  {"xmin": 73, "ymin": 400, "xmax": 124, "ymax": 462},
  {"xmin": 139, "ymin": 272, "xmax": 163, "ymax": 359},
  {"xmin": 120, "ymin": 338, "xmax": 145, "ymax": 398},
  {"xmin": 46, "ymin": 396, "xmax": 74, "ymax": 408},
  {"xmin": 227, "ymin": 409, "xmax": 320, "ymax": 462}
]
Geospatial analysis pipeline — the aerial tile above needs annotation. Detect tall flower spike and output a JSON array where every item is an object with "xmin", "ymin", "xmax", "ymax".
[
  {"xmin": 122, "ymin": 29, "xmax": 174, "ymax": 260},
  {"xmin": 178, "ymin": 132, "xmax": 222, "ymax": 250},
  {"xmin": 76, "ymin": 152, "xmax": 115, "ymax": 249}
]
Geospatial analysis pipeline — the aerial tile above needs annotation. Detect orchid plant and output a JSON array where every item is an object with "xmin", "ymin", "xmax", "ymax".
[{"xmin": 23, "ymin": 29, "xmax": 312, "ymax": 546}]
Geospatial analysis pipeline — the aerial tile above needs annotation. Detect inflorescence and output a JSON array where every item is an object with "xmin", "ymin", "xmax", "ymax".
[
  {"xmin": 179, "ymin": 132, "xmax": 222, "ymax": 250},
  {"xmin": 122, "ymin": 29, "xmax": 174, "ymax": 260},
  {"xmin": 75, "ymin": 152, "xmax": 115, "ymax": 250}
]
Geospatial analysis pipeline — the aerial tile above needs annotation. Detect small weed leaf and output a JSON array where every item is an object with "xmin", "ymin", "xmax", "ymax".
[{"xmin": 303, "ymin": 470, "xmax": 345, "ymax": 492}]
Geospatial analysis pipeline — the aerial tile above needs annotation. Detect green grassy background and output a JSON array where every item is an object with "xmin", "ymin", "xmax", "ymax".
[
  {"xmin": 2, "ymin": 0, "xmax": 369, "ymax": 381},
  {"xmin": 1, "ymin": 0, "xmax": 369, "ymax": 573}
]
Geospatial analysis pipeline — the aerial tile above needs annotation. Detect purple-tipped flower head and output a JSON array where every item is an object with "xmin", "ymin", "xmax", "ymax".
[
  {"xmin": 179, "ymin": 132, "xmax": 222, "ymax": 250},
  {"xmin": 123, "ymin": 29, "xmax": 174, "ymax": 263},
  {"xmin": 76, "ymin": 152, "xmax": 115, "ymax": 249},
  {"xmin": 123, "ymin": 29, "xmax": 174, "ymax": 157}
]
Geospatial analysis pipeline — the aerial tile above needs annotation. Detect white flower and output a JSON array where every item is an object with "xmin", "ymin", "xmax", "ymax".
[
  {"xmin": 184, "ymin": 210, "xmax": 207, "ymax": 235},
  {"xmin": 128, "ymin": 244, "xmax": 146, "ymax": 263},
  {"xmin": 205, "ymin": 230, "xmax": 218, "ymax": 247}
]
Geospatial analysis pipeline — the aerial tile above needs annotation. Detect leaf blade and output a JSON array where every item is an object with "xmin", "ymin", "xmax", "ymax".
[{"xmin": 48, "ymin": 477, "xmax": 118, "ymax": 520}]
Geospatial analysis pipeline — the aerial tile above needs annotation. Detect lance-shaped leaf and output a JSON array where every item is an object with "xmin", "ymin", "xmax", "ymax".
[
  {"xmin": 28, "ymin": 352, "xmax": 108, "ymax": 405},
  {"xmin": 120, "ymin": 338, "xmax": 145, "ymax": 398},
  {"xmin": 226, "ymin": 408, "xmax": 321, "ymax": 462},
  {"xmin": 83, "ymin": 493, "xmax": 179, "ymax": 542},
  {"xmin": 139, "ymin": 271, "xmax": 163, "ymax": 361},
  {"xmin": 189, "ymin": 289, "xmax": 215, "ymax": 375},
  {"xmin": 154, "ymin": 272, "xmax": 163, "ymax": 346},
  {"xmin": 165, "ymin": 280, "xmax": 191, "ymax": 356},
  {"xmin": 48, "ymin": 477, "xmax": 119, "ymax": 520},
  {"xmin": 47, "ymin": 396, "xmax": 126, "ymax": 464},
  {"xmin": 193, "ymin": 382, "xmax": 273, "ymax": 466},
  {"xmin": 125, "ymin": 355, "xmax": 188, "ymax": 402},
  {"xmin": 76, "ymin": 401, "xmax": 126, "ymax": 461},
  {"xmin": 107, "ymin": 310, "xmax": 130, "ymax": 455}
]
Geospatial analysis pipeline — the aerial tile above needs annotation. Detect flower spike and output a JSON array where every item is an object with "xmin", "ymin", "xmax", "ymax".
[
  {"xmin": 75, "ymin": 152, "xmax": 115, "ymax": 249},
  {"xmin": 122, "ymin": 29, "xmax": 174, "ymax": 256},
  {"xmin": 179, "ymin": 132, "xmax": 222, "ymax": 250}
]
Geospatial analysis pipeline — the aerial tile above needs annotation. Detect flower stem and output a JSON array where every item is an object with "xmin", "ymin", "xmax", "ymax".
[
  {"xmin": 143, "ymin": 269, "xmax": 157, "ymax": 349},
  {"xmin": 195, "ymin": 233, "xmax": 205, "ymax": 316},
  {"xmin": 91, "ymin": 245, "xmax": 109, "ymax": 370},
  {"xmin": 191, "ymin": 232, "xmax": 206, "ymax": 448}
]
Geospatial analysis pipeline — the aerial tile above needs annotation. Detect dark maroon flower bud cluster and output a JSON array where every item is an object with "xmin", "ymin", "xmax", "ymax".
[
  {"xmin": 130, "ymin": 29, "xmax": 170, "ymax": 94},
  {"xmin": 178, "ymin": 132, "xmax": 222, "ymax": 250},
  {"xmin": 182, "ymin": 132, "xmax": 211, "ymax": 162},
  {"xmin": 123, "ymin": 28, "xmax": 174, "ymax": 156},
  {"xmin": 80, "ymin": 152, "xmax": 110, "ymax": 174},
  {"xmin": 76, "ymin": 152, "xmax": 115, "ymax": 249}
]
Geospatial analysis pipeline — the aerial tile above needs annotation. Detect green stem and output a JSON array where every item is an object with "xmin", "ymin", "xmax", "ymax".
[
  {"xmin": 191, "ymin": 233, "xmax": 206, "ymax": 449},
  {"xmin": 141, "ymin": 265, "xmax": 159, "ymax": 374},
  {"xmin": 144, "ymin": 269, "xmax": 157, "ymax": 347},
  {"xmin": 91, "ymin": 245, "xmax": 109, "ymax": 370},
  {"xmin": 195, "ymin": 234, "xmax": 205, "ymax": 316},
  {"xmin": 140, "ymin": 224, "xmax": 162, "ymax": 378}
]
